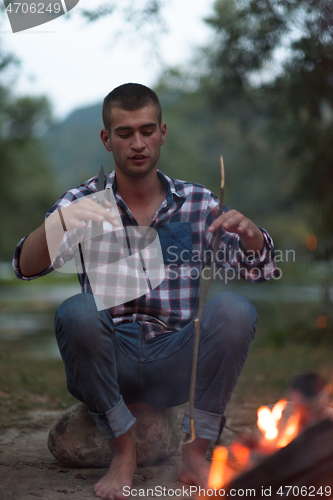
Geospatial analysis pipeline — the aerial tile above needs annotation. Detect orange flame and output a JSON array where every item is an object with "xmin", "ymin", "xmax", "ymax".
[
  {"xmin": 305, "ymin": 234, "xmax": 317, "ymax": 251},
  {"xmin": 208, "ymin": 446, "xmax": 228, "ymax": 489},
  {"xmin": 257, "ymin": 400, "xmax": 287, "ymax": 441},
  {"xmin": 316, "ymin": 315, "xmax": 327, "ymax": 329},
  {"xmin": 272, "ymin": 400, "xmax": 287, "ymax": 421},
  {"xmin": 207, "ymin": 401, "xmax": 302, "ymax": 490},
  {"xmin": 277, "ymin": 412, "xmax": 299, "ymax": 448},
  {"xmin": 229, "ymin": 442, "xmax": 250, "ymax": 468}
]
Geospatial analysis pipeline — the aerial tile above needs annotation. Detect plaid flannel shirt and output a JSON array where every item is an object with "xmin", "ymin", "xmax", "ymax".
[{"xmin": 13, "ymin": 170, "xmax": 279, "ymax": 339}]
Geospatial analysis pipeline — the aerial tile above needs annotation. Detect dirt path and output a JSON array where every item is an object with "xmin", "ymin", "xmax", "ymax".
[{"xmin": 0, "ymin": 400, "xmax": 257, "ymax": 500}]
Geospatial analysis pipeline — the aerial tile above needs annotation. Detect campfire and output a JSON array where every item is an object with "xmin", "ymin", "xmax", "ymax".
[{"xmin": 207, "ymin": 373, "xmax": 333, "ymax": 498}]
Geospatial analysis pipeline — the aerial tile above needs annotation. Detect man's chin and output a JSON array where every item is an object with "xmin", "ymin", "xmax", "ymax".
[{"xmin": 117, "ymin": 163, "xmax": 157, "ymax": 178}]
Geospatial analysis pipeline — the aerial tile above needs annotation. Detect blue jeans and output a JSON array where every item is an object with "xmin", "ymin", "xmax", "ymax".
[{"xmin": 54, "ymin": 291, "xmax": 257, "ymax": 442}]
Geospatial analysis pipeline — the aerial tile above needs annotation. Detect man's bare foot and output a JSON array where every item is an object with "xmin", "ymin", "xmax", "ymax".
[
  {"xmin": 178, "ymin": 437, "xmax": 210, "ymax": 488},
  {"xmin": 94, "ymin": 431, "xmax": 137, "ymax": 500}
]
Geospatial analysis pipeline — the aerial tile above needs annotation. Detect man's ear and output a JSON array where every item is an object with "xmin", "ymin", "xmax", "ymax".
[
  {"xmin": 160, "ymin": 122, "xmax": 167, "ymax": 146},
  {"xmin": 101, "ymin": 129, "xmax": 112, "ymax": 151}
]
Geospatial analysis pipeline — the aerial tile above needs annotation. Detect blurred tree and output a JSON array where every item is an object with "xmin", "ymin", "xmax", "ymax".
[
  {"xmin": 80, "ymin": 1, "xmax": 166, "ymax": 56},
  {"xmin": 5, "ymin": 96, "xmax": 52, "ymax": 138},
  {"xmin": 203, "ymin": 0, "xmax": 333, "ymax": 242},
  {"xmin": 0, "ymin": 0, "xmax": 166, "ymax": 40},
  {"xmin": 197, "ymin": 0, "xmax": 333, "ymax": 337},
  {"xmin": 155, "ymin": 51, "xmax": 294, "ymax": 248},
  {"xmin": 0, "ymin": 46, "xmax": 57, "ymax": 261},
  {"xmin": 81, "ymin": 0, "xmax": 163, "ymax": 27}
]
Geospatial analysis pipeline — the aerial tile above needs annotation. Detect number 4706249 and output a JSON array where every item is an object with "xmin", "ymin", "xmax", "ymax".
[
  {"xmin": 276, "ymin": 486, "xmax": 332, "ymax": 496},
  {"xmin": 6, "ymin": 3, "xmax": 61, "ymax": 14}
]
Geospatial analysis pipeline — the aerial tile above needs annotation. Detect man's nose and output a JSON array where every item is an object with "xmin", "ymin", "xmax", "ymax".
[{"xmin": 132, "ymin": 132, "xmax": 144, "ymax": 150}]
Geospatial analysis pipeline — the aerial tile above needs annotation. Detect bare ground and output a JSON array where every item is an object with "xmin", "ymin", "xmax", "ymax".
[{"xmin": 0, "ymin": 399, "xmax": 257, "ymax": 500}]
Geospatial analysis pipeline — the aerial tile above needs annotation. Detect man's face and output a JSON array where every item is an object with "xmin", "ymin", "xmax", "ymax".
[{"xmin": 101, "ymin": 105, "xmax": 167, "ymax": 179}]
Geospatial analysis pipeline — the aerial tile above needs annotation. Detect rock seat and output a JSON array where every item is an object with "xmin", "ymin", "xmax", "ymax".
[{"xmin": 48, "ymin": 402, "xmax": 181, "ymax": 468}]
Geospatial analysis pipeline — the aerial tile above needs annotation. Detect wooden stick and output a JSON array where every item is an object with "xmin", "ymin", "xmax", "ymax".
[{"xmin": 185, "ymin": 156, "xmax": 225, "ymax": 444}]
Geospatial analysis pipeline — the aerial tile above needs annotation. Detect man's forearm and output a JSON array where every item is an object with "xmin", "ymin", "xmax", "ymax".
[
  {"xmin": 19, "ymin": 210, "xmax": 65, "ymax": 277},
  {"xmin": 19, "ymin": 222, "xmax": 51, "ymax": 277},
  {"xmin": 18, "ymin": 197, "xmax": 119, "ymax": 277}
]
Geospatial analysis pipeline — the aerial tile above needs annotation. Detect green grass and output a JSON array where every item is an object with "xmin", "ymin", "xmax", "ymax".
[
  {"xmin": 236, "ymin": 342, "xmax": 333, "ymax": 407},
  {"xmin": 0, "ymin": 341, "xmax": 77, "ymax": 429},
  {"xmin": 251, "ymin": 296, "xmax": 333, "ymax": 347}
]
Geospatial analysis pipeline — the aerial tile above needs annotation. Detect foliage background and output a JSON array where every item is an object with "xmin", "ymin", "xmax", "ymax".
[{"xmin": 1, "ymin": 0, "xmax": 333, "ymax": 348}]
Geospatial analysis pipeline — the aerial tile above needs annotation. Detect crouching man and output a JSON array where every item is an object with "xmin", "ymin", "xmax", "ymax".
[{"xmin": 13, "ymin": 83, "xmax": 278, "ymax": 500}]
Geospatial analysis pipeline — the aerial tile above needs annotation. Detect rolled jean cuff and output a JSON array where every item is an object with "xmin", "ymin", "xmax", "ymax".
[
  {"xmin": 89, "ymin": 397, "xmax": 136, "ymax": 439},
  {"xmin": 181, "ymin": 407, "xmax": 226, "ymax": 442}
]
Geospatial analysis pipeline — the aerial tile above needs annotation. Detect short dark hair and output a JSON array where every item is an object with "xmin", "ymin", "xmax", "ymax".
[{"xmin": 102, "ymin": 83, "xmax": 162, "ymax": 130}]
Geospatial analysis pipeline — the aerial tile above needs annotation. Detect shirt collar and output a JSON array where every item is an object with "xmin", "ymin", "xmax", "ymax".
[{"xmin": 103, "ymin": 169, "xmax": 186, "ymax": 207}]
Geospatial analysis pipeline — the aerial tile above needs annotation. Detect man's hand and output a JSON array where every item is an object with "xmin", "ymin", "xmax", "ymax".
[
  {"xmin": 19, "ymin": 197, "xmax": 120, "ymax": 278},
  {"xmin": 59, "ymin": 197, "xmax": 119, "ymax": 231},
  {"xmin": 209, "ymin": 208, "xmax": 264, "ymax": 254}
]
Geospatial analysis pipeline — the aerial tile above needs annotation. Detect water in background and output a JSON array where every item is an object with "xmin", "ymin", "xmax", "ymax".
[
  {"xmin": 0, "ymin": 283, "xmax": 80, "ymax": 359},
  {"xmin": 0, "ymin": 279, "xmax": 324, "ymax": 359}
]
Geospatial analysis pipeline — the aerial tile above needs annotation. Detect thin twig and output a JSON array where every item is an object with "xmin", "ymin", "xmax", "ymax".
[{"xmin": 186, "ymin": 156, "xmax": 225, "ymax": 443}]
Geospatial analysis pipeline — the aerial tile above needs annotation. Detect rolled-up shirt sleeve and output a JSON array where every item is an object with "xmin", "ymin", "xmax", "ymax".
[
  {"xmin": 12, "ymin": 235, "xmax": 54, "ymax": 281},
  {"xmin": 235, "ymin": 227, "xmax": 280, "ymax": 282},
  {"xmin": 12, "ymin": 186, "xmax": 89, "ymax": 281}
]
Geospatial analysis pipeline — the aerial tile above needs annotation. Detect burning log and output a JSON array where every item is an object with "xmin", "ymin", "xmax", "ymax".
[
  {"xmin": 208, "ymin": 374, "xmax": 333, "ymax": 499},
  {"xmin": 226, "ymin": 417, "xmax": 333, "ymax": 499}
]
